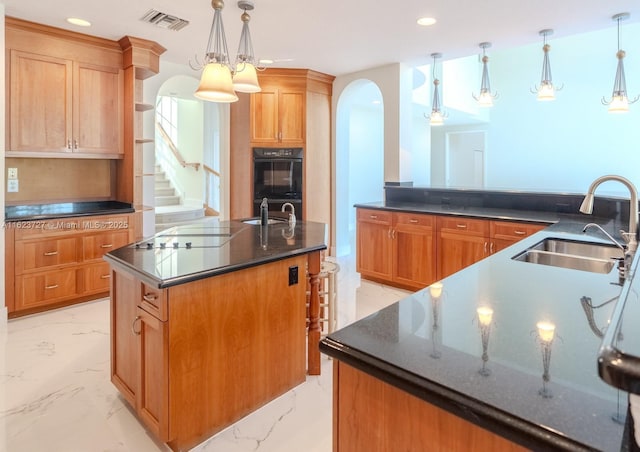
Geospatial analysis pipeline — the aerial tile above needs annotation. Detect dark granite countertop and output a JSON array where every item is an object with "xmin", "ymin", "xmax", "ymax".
[
  {"xmin": 4, "ymin": 201, "xmax": 134, "ymax": 221},
  {"xmin": 103, "ymin": 220, "xmax": 327, "ymax": 288},
  {"xmin": 321, "ymin": 219, "xmax": 630, "ymax": 451}
]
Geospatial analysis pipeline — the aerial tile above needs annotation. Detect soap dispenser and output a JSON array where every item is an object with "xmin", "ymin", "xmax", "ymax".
[{"xmin": 260, "ymin": 198, "xmax": 269, "ymax": 226}]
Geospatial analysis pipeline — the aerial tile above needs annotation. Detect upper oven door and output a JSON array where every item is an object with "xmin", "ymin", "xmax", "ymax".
[{"xmin": 254, "ymin": 158, "xmax": 303, "ymax": 199}]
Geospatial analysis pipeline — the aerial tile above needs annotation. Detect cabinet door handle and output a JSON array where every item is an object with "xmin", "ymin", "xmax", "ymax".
[
  {"xmin": 490, "ymin": 242, "xmax": 495, "ymax": 253},
  {"xmin": 387, "ymin": 228, "xmax": 392, "ymax": 239},
  {"xmin": 73, "ymin": 139, "xmax": 78, "ymax": 149},
  {"xmin": 456, "ymin": 224, "xmax": 467, "ymax": 229},
  {"xmin": 131, "ymin": 316, "xmax": 141, "ymax": 335},
  {"xmin": 45, "ymin": 284, "xmax": 59, "ymax": 290},
  {"xmin": 392, "ymin": 229, "xmax": 397, "ymax": 239},
  {"xmin": 101, "ymin": 244, "xmax": 114, "ymax": 248},
  {"xmin": 409, "ymin": 219, "xmax": 419, "ymax": 223},
  {"xmin": 100, "ymin": 274, "xmax": 111, "ymax": 279},
  {"xmin": 484, "ymin": 242, "xmax": 488, "ymax": 254},
  {"xmin": 43, "ymin": 251, "xmax": 58, "ymax": 256},
  {"xmin": 67, "ymin": 139, "xmax": 72, "ymax": 149},
  {"xmin": 143, "ymin": 293, "xmax": 158, "ymax": 303},
  {"xmin": 514, "ymin": 230, "xmax": 526, "ymax": 235}
]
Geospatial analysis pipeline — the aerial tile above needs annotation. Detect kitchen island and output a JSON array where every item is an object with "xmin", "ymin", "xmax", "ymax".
[
  {"xmin": 104, "ymin": 219, "xmax": 326, "ymax": 451},
  {"xmin": 322, "ymin": 200, "xmax": 630, "ymax": 450}
]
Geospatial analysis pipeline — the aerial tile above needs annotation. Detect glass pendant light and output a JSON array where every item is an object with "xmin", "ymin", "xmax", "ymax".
[
  {"xmin": 602, "ymin": 13, "xmax": 638, "ymax": 113},
  {"xmin": 531, "ymin": 29, "xmax": 563, "ymax": 101},
  {"xmin": 232, "ymin": 1, "xmax": 261, "ymax": 93},
  {"xmin": 472, "ymin": 42, "xmax": 498, "ymax": 107},
  {"xmin": 428, "ymin": 53, "xmax": 447, "ymax": 126}
]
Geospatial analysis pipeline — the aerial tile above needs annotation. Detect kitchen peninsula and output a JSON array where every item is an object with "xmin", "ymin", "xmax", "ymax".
[
  {"xmin": 322, "ymin": 186, "xmax": 634, "ymax": 451},
  {"xmin": 104, "ymin": 219, "xmax": 326, "ymax": 451}
]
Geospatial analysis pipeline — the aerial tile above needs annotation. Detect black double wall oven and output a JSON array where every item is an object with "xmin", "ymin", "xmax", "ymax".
[{"xmin": 253, "ymin": 147, "xmax": 303, "ymax": 217}]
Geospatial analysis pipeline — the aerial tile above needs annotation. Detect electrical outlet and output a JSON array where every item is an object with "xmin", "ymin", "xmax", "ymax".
[
  {"xmin": 7, "ymin": 168, "xmax": 17, "ymax": 179},
  {"xmin": 288, "ymin": 265, "xmax": 299, "ymax": 286},
  {"xmin": 7, "ymin": 179, "xmax": 19, "ymax": 193}
]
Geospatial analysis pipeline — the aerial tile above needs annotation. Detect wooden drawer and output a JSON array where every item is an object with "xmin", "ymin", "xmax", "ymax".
[
  {"xmin": 357, "ymin": 209, "xmax": 392, "ymax": 224},
  {"xmin": 394, "ymin": 212, "xmax": 434, "ymax": 228},
  {"xmin": 139, "ymin": 282, "xmax": 168, "ymax": 321},
  {"xmin": 84, "ymin": 262, "xmax": 112, "ymax": 293},
  {"xmin": 490, "ymin": 221, "xmax": 545, "ymax": 240},
  {"xmin": 16, "ymin": 236, "xmax": 81, "ymax": 274},
  {"xmin": 15, "ymin": 268, "xmax": 80, "ymax": 310},
  {"xmin": 83, "ymin": 230, "xmax": 130, "ymax": 261},
  {"xmin": 437, "ymin": 216, "xmax": 489, "ymax": 236},
  {"xmin": 14, "ymin": 218, "xmax": 80, "ymax": 239}
]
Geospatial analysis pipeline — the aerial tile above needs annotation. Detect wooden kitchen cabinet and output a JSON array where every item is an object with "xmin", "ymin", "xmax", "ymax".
[
  {"xmin": 5, "ymin": 213, "xmax": 134, "ymax": 316},
  {"xmin": 356, "ymin": 208, "xmax": 547, "ymax": 288},
  {"xmin": 6, "ymin": 20, "xmax": 124, "ymax": 157},
  {"xmin": 437, "ymin": 217, "xmax": 490, "ymax": 279},
  {"xmin": 356, "ymin": 209, "xmax": 437, "ymax": 290},
  {"xmin": 250, "ymin": 81, "xmax": 305, "ymax": 146}
]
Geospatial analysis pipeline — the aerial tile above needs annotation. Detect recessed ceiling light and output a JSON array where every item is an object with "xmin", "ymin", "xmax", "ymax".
[
  {"xmin": 417, "ymin": 17, "xmax": 436, "ymax": 27},
  {"xmin": 66, "ymin": 17, "xmax": 91, "ymax": 27}
]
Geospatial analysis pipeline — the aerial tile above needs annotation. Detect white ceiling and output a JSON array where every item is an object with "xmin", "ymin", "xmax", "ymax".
[{"xmin": 3, "ymin": 0, "xmax": 640, "ymax": 77}]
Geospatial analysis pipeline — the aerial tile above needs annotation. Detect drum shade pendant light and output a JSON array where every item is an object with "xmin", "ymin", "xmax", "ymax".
[
  {"xmin": 472, "ymin": 42, "xmax": 498, "ymax": 107},
  {"xmin": 602, "ymin": 13, "xmax": 638, "ymax": 113},
  {"xmin": 427, "ymin": 53, "xmax": 447, "ymax": 126},
  {"xmin": 193, "ymin": 0, "xmax": 262, "ymax": 102},
  {"xmin": 531, "ymin": 29, "xmax": 563, "ymax": 101}
]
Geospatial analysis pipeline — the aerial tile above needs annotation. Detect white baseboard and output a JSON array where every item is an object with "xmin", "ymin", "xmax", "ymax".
[{"xmin": 0, "ymin": 306, "xmax": 7, "ymax": 330}]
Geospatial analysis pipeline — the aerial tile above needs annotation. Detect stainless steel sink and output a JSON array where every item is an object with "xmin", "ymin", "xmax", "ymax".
[
  {"xmin": 241, "ymin": 218, "xmax": 287, "ymax": 225},
  {"xmin": 512, "ymin": 238, "xmax": 623, "ymax": 274}
]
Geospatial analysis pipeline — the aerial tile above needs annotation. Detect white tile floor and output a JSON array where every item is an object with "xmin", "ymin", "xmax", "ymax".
[{"xmin": 0, "ymin": 255, "xmax": 410, "ymax": 452}]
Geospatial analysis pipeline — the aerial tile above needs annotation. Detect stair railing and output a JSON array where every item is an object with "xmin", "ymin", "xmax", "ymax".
[
  {"xmin": 204, "ymin": 164, "xmax": 221, "ymax": 216},
  {"xmin": 155, "ymin": 122, "xmax": 201, "ymax": 171}
]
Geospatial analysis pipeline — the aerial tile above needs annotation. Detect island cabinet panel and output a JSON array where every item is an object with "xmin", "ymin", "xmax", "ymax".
[
  {"xmin": 110, "ymin": 254, "xmax": 309, "ymax": 451},
  {"xmin": 333, "ymin": 362, "xmax": 526, "ymax": 452}
]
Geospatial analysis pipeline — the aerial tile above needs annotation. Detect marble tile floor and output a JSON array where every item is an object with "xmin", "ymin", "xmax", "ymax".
[{"xmin": 0, "ymin": 255, "xmax": 410, "ymax": 452}]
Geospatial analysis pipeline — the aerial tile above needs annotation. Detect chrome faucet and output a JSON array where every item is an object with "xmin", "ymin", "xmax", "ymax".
[
  {"xmin": 580, "ymin": 175, "xmax": 638, "ymax": 253},
  {"xmin": 582, "ymin": 223, "xmax": 625, "ymax": 253},
  {"xmin": 281, "ymin": 202, "xmax": 296, "ymax": 227}
]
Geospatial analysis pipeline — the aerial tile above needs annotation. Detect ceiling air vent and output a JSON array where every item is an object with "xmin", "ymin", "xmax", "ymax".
[{"xmin": 140, "ymin": 9, "xmax": 189, "ymax": 31}]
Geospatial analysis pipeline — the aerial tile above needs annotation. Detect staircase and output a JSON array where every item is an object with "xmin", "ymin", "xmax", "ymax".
[{"xmin": 154, "ymin": 165, "xmax": 208, "ymax": 231}]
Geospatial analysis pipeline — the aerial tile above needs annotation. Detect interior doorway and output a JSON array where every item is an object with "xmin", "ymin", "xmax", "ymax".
[{"xmin": 446, "ymin": 131, "xmax": 485, "ymax": 188}]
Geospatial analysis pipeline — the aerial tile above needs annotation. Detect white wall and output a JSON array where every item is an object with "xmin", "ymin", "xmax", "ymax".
[
  {"xmin": 432, "ymin": 24, "xmax": 640, "ymax": 196},
  {"xmin": 0, "ymin": 5, "xmax": 7, "ymax": 327}
]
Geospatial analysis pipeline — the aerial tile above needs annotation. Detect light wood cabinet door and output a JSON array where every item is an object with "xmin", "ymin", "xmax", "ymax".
[
  {"xmin": 356, "ymin": 209, "xmax": 393, "ymax": 282},
  {"xmin": 83, "ymin": 230, "xmax": 130, "ymax": 261},
  {"xmin": 392, "ymin": 213, "xmax": 436, "ymax": 289},
  {"xmin": 136, "ymin": 306, "xmax": 169, "ymax": 442},
  {"xmin": 250, "ymin": 85, "xmax": 304, "ymax": 145},
  {"xmin": 15, "ymin": 268, "xmax": 80, "ymax": 311},
  {"xmin": 74, "ymin": 62, "xmax": 123, "ymax": 154},
  {"xmin": 438, "ymin": 232, "xmax": 487, "ymax": 279},
  {"xmin": 9, "ymin": 50, "xmax": 73, "ymax": 152}
]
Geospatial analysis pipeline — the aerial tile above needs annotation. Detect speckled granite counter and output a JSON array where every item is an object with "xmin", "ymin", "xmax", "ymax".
[
  {"xmin": 5, "ymin": 201, "xmax": 134, "ymax": 221},
  {"xmin": 322, "ymin": 204, "xmax": 632, "ymax": 450},
  {"xmin": 103, "ymin": 220, "xmax": 327, "ymax": 288}
]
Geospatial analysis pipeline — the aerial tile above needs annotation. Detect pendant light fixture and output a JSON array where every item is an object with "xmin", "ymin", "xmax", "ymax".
[
  {"xmin": 232, "ymin": 0, "xmax": 261, "ymax": 93},
  {"xmin": 531, "ymin": 29, "xmax": 563, "ymax": 101},
  {"xmin": 602, "ymin": 12, "xmax": 638, "ymax": 113},
  {"xmin": 472, "ymin": 42, "xmax": 498, "ymax": 107},
  {"xmin": 427, "ymin": 53, "xmax": 447, "ymax": 126},
  {"xmin": 193, "ymin": 0, "xmax": 262, "ymax": 103}
]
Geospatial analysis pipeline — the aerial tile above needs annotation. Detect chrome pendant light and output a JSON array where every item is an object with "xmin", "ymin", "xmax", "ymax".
[
  {"xmin": 531, "ymin": 29, "xmax": 563, "ymax": 101},
  {"xmin": 427, "ymin": 53, "xmax": 447, "ymax": 126},
  {"xmin": 602, "ymin": 12, "xmax": 638, "ymax": 113},
  {"xmin": 472, "ymin": 42, "xmax": 498, "ymax": 107}
]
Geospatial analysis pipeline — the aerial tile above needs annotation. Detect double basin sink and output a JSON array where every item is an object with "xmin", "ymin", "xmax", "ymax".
[{"xmin": 512, "ymin": 237, "xmax": 624, "ymax": 274}]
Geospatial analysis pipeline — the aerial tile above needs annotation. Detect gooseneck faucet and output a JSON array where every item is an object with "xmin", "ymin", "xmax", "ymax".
[{"xmin": 579, "ymin": 175, "xmax": 638, "ymax": 254}]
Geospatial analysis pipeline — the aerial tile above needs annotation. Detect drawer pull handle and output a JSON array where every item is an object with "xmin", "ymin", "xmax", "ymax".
[
  {"xmin": 514, "ymin": 230, "xmax": 526, "ymax": 235},
  {"xmin": 45, "ymin": 284, "xmax": 59, "ymax": 290},
  {"xmin": 456, "ymin": 224, "xmax": 467, "ymax": 229},
  {"xmin": 143, "ymin": 293, "xmax": 158, "ymax": 303},
  {"xmin": 100, "ymin": 274, "xmax": 111, "ymax": 279},
  {"xmin": 370, "ymin": 215, "xmax": 378, "ymax": 219},
  {"xmin": 43, "ymin": 251, "xmax": 58, "ymax": 256},
  {"xmin": 131, "ymin": 316, "xmax": 141, "ymax": 335},
  {"xmin": 409, "ymin": 219, "xmax": 419, "ymax": 223},
  {"xmin": 100, "ymin": 244, "xmax": 114, "ymax": 248}
]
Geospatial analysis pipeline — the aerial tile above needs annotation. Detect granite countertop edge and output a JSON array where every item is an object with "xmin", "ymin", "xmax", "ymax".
[{"xmin": 4, "ymin": 201, "xmax": 135, "ymax": 222}]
